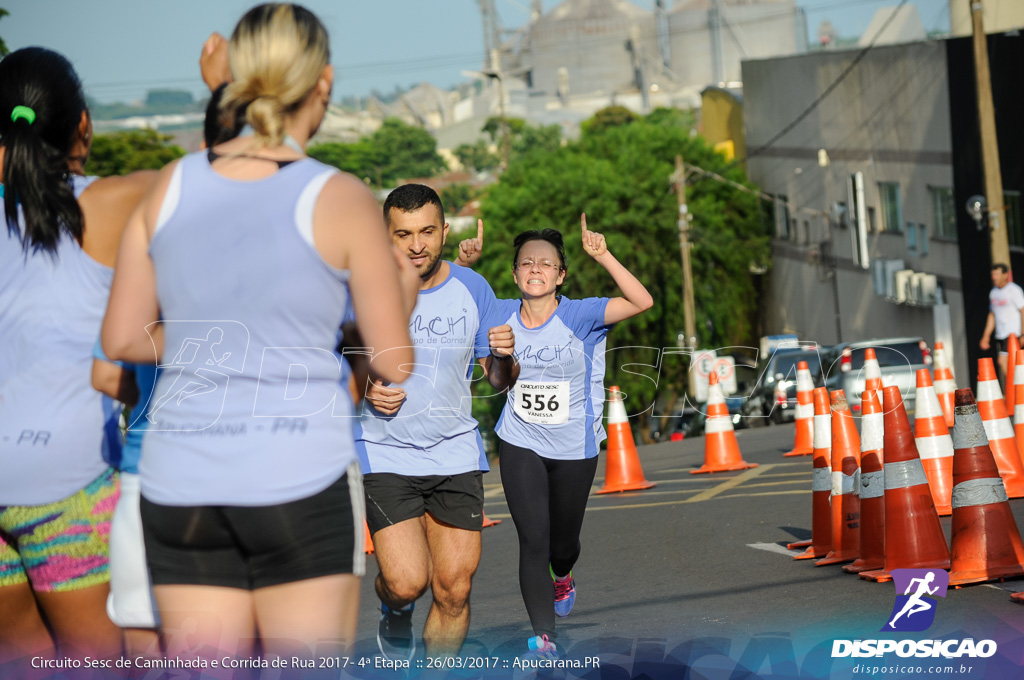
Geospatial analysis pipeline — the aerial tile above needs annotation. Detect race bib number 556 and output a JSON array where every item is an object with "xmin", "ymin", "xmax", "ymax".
[{"xmin": 514, "ymin": 381, "xmax": 570, "ymax": 425}]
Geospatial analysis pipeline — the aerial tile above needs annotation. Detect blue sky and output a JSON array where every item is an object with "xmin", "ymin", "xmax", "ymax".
[{"xmin": 3, "ymin": 0, "xmax": 951, "ymax": 104}]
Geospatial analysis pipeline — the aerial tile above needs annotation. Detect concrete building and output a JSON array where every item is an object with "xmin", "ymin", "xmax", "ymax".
[
  {"xmin": 743, "ymin": 33, "xmax": 1024, "ymax": 386},
  {"xmin": 669, "ymin": 0, "xmax": 806, "ymax": 87},
  {"xmin": 516, "ymin": 0, "xmax": 662, "ymax": 98}
]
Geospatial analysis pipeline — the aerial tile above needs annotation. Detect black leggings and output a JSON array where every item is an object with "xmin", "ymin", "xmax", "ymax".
[{"xmin": 498, "ymin": 440, "xmax": 599, "ymax": 641}]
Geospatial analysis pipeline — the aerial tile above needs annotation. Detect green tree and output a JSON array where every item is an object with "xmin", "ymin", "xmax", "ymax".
[
  {"xmin": 513, "ymin": 123, "xmax": 562, "ymax": 157},
  {"xmin": 453, "ymin": 140, "xmax": 499, "ymax": 173},
  {"xmin": 309, "ymin": 117, "xmax": 446, "ymax": 187},
  {"xmin": 471, "ymin": 111, "xmax": 769, "ymax": 441},
  {"xmin": 84, "ymin": 129, "xmax": 185, "ymax": 177},
  {"xmin": 439, "ymin": 183, "xmax": 474, "ymax": 217},
  {"xmin": 482, "ymin": 116, "xmax": 527, "ymax": 143},
  {"xmin": 644, "ymin": 106, "xmax": 697, "ymax": 131},
  {"xmin": 479, "ymin": 116, "xmax": 562, "ymax": 165},
  {"xmin": 0, "ymin": 8, "xmax": 8, "ymax": 57},
  {"xmin": 580, "ymin": 105, "xmax": 637, "ymax": 135}
]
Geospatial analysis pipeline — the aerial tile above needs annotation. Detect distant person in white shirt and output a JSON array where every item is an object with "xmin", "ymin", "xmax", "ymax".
[{"xmin": 980, "ymin": 263, "xmax": 1024, "ymax": 380}]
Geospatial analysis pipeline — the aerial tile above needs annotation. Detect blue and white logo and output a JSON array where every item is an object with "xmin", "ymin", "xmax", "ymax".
[{"xmin": 881, "ymin": 568, "xmax": 949, "ymax": 632}]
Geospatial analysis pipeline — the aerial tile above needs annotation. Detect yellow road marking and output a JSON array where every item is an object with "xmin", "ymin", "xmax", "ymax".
[
  {"xmin": 599, "ymin": 477, "xmax": 723, "ymax": 485},
  {"xmin": 685, "ymin": 465, "xmax": 774, "ymax": 503},
  {"xmin": 719, "ymin": 490, "xmax": 810, "ymax": 499},
  {"xmin": 483, "ymin": 486, "xmax": 810, "ymax": 517},
  {"xmin": 729, "ymin": 480, "xmax": 808, "ymax": 490}
]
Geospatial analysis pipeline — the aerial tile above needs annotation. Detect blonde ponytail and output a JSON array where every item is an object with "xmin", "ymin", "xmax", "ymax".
[{"xmin": 220, "ymin": 4, "xmax": 329, "ymax": 148}]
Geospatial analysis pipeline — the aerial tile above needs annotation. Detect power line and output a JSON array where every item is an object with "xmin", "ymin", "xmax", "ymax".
[
  {"xmin": 752, "ymin": 0, "xmax": 952, "ymax": 224},
  {"xmin": 84, "ymin": 0, "xmax": 894, "ymax": 98},
  {"xmin": 736, "ymin": 0, "xmax": 912, "ymax": 167}
]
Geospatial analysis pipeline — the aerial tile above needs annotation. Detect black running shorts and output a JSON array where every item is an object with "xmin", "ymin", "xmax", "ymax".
[
  {"xmin": 140, "ymin": 471, "xmax": 364, "ymax": 589},
  {"xmin": 363, "ymin": 471, "xmax": 484, "ymax": 534}
]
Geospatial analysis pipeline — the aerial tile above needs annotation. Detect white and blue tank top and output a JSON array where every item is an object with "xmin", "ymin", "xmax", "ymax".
[
  {"xmin": 356, "ymin": 264, "xmax": 501, "ymax": 475},
  {"xmin": 0, "ymin": 176, "xmax": 120, "ymax": 505},
  {"xmin": 495, "ymin": 296, "xmax": 610, "ymax": 460},
  {"xmin": 140, "ymin": 151, "xmax": 355, "ymax": 506}
]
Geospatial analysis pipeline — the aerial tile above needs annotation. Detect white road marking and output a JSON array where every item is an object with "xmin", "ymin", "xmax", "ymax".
[{"xmin": 747, "ymin": 542, "xmax": 805, "ymax": 557}]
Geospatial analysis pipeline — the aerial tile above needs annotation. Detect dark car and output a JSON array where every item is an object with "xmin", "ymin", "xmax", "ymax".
[
  {"xmin": 740, "ymin": 345, "xmax": 827, "ymax": 426},
  {"xmin": 822, "ymin": 337, "xmax": 931, "ymax": 417},
  {"xmin": 652, "ymin": 406, "xmax": 707, "ymax": 441}
]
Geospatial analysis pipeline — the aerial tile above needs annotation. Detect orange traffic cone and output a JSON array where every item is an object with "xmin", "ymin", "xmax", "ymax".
[
  {"xmin": 792, "ymin": 387, "xmax": 832, "ymax": 559},
  {"xmin": 482, "ymin": 512, "xmax": 502, "ymax": 528},
  {"xmin": 933, "ymin": 341, "xmax": 956, "ymax": 428},
  {"xmin": 948, "ymin": 388, "xmax": 1024, "ymax": 586},
  {"xmin": 860, "ymin": 385, "xmax": 950, "ymax": 582},
  {"xmin": 863, "ymin": 348, "xmax": 883, "ymax": 391},
  {"xmin": 1013, "ymin": 351, "xmax": 1024, "ymax": 477},
  {"xmin": 598, "ymin": 386, "xmax": 656, "ymax": 493},
  {"xmin": 692, "ymin": 372, "xmax": 757, "ymax": 474},
  {"xmin": 1007, "ymin": 335, "xmax": 1021, "ymax": 415},
  {"xmin": 816, "ymin": 390, "xmax": 861, "ymax": 566},
  {"xmin": 784, "ymin": 361, "xmax": 815, "ymax": 457},
  {"xmin": 914, "ymin": 369, "xmax": 954, "ymax": 516},
  {"xmin": 844, "ymin": 390, "xmax": 884, "ymax": 573},
  {"xmin": 364, "ymin": 520, "xmax": 375, "ymax": 555},
  {"xmin": 976, "ymin": 358, "xmax": 1024, "ymax": 498}
]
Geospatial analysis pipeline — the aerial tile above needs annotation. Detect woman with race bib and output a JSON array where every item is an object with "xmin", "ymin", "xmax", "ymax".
[{"xmin": 495, "ymin": 215, "xmax": 652, "ymax": 659}]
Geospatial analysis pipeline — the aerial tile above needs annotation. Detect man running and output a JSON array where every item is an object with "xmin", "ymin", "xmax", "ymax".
[{"xmin": 358, "ymin": 184, "xmax": 518, "ymax": 659}]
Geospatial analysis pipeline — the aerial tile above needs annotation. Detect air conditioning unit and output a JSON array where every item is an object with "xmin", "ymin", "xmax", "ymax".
[
  {"xmin": 913, "ymin": 273, "xmax": 937, "ymax": 306},
  {"xmin": 883, "ymin": 259, "xmax": 906, "ymax": 299},
  {"xmin": 894, "ymin": 270, "xmax": 914, "ymax": 304}
]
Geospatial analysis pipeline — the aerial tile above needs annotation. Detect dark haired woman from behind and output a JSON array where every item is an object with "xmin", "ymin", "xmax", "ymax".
[
  {"xmin": 102, "ymin": 3, "xmax": 416, "ymax": 662},
  {"xmin": 493, "ymin": 216, "xmax": 653, "ymax": 659},
  {"xmin": 0, "ymin": 47, "xmax": 156, "ymax": 662}
]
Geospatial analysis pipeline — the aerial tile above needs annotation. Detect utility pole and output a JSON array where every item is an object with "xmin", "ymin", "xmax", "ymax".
[
  {"xmin": 970, "ymin": 0, "xmax": 1011, "ymax": 271},
  {"xmin": 673, "ymin": 155, "xmax": 697, "ymax": 351},
  {"xmin": 490, "ymin": 48, "xmax": 511, "ymax": 171}
]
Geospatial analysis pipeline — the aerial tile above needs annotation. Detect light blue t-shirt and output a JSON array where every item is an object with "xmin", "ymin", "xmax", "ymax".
[
  {"xmin": 1, "ymin": 176, "xmax": 119, "ymax": 505},
  {"xmin": 356, "ymin": 263, "xmax": 502, "ymax": 475},
  {"xmin": 495, "ymin": 296, "xmax": 610, "ymax": 460}
]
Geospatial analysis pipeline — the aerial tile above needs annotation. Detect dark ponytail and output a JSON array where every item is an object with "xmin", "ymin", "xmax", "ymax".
[{"xmin": 0, "ymin": 47, "xmax": 88, "ymax": 252}]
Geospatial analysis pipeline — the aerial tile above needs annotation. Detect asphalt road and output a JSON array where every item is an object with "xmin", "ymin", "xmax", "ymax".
[{"xmin": 350, "ymin": 422, "xmax": 1024, "ymax": 680}]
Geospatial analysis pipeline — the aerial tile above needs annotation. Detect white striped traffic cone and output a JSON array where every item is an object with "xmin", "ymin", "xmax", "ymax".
[
  {"xmin": 932, "ymin": 341, "xmax": 956, "ymax": 428},
  {"xmin": 914, "ymin": 369, "xmax": 954, "ymax": 515},
  {"xmin": 863, "ymin": 348, "xmax": 882, "ymax": 392},
  {"xmin": 692, "ymin": 372, "xmax": 757, "ymax": 474},
  {"xmin": 784, "ymin": 361, "xmax": 814, "ymax": 457},
  {"xmin": 976, "ymin": 358, "xmax": 1024, "ymax": 498}
]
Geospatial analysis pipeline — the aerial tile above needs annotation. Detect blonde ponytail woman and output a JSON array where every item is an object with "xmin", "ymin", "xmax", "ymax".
[{"xmin": 102, "ymin": 4, "xmax": 416, "ymax": 661}]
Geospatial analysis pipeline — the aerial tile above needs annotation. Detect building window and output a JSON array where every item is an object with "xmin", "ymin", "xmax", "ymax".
[
  {"xmin": 1006, "ymin": 191, "xmax": 1022, "ymax": 250},
  {"xmin": 774, "ymin": 195, "xmax": 790, "ymax": 240},
  {"xmin": 878, "ymin": 182, "xmax": 902, "ymax": 233},
  {"xmin": 930, "ymin": 187, "xmax": 957, "ymax": 240}
]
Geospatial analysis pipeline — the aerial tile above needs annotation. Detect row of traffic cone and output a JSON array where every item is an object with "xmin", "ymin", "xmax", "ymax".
[
  {"xmin": 783, "ymin": 348, "xmax": 886, "ymax": 459},
  {"xmin": 792, "ymin": 382, "xmax": 1024, "ymax": 590}
]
